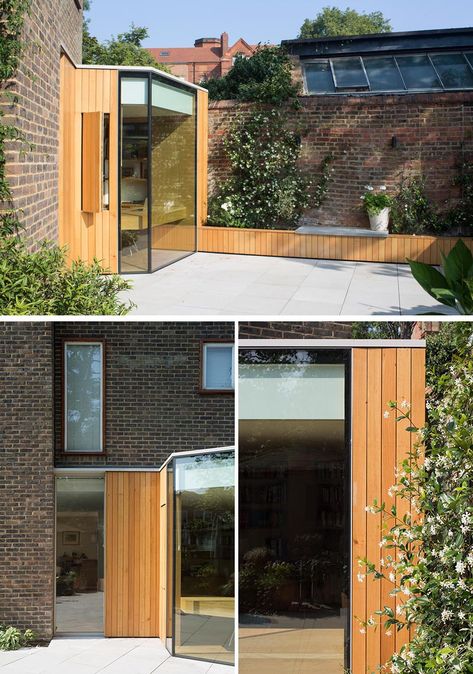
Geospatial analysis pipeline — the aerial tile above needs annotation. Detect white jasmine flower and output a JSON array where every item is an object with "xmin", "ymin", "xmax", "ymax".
[
  {"xmin": 456, "ymin": 560, "xmax": 466, "ymax": 575},
  {"xmin": 357, "ymin": 573, "xmax": 365, "ymax": 583},
  {"xmin": 379, "ymin": 185, "xmax": 387, "ymax": 191},
  {"xmin": 441, "ymin": 609, "xmax": 453, "ymax": 622},
  {"xmin": 384, "ymin": 410, "xmax": 390, "ymax": 418}
]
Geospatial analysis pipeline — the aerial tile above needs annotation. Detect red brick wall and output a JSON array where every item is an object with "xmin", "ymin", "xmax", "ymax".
[
  {"xmin": 4, "ymin": 0, "xmax": 83, "ymax": 249},
  {"xmin": 239, "ymin": 322, "xmax": 353, "ymax": 339},
  {"xmin": 209, "ymin": 92, "xmax": 473, "ymax": 228}
]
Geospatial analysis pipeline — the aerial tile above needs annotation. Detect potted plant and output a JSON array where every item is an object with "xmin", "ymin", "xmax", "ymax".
[{"xmin": 361, "ymin": 185, "xmax": 392, "ymax": 232}]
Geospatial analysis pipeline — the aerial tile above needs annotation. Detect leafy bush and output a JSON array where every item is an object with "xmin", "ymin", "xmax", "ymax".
[
  {"xmin": 0, "ymin": 625, "xmax": 35, "ymax": 651},
  {"xmin": 203, "ymin": 46, "xmax": 300, "ymax": 105},
  {"xmin": 444, "ymin": 160, "xmax": 473, "ymax": 233},
  {"xmin": 360, "ymin": 324, "xmax": 473, "ymax": 673},
  {"xmin": 299, "ymin": 6, "xmax": 392, "ymax": 38},
  {"xmin": 209, "ymin": 110, "xmax": 332, "ymax": 229},
  {"xmin": 408, "ymin": 239, "xmax": 473, "ymax": 314},
  {"xmin": 0, "ymin": 229, "xmax": 134, "ymax": 315},
  {"xmin": 361, "ymin": 185, "xmax": 393, "ymax": 216},
  {"xmin": 391, "ymin": 175, "xmax": 440, "ymax": 234},
  {"xmin": 209, "ymin": 110, "xmax": 308, "ymax": 228}
]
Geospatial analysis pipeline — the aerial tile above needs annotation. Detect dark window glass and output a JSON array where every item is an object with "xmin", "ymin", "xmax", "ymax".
[
  {"xmin": 364, "ymin": 56, "xmax": 405, "ymax": 91},
  {"xmin": 396, "ymin": 54, "xmax": 442, "ymax": 89},
  {"xmin": 304, "ymin": 61, "xmax": 335, "ymax": 93},
  {"xmin": 466, "ymin": 53, "xmax": 473, "ymax": 70},
  {"xmin": 239, "ymin": 349, "xmax": 349, "ymax": 674},
  {"xmin": 431, "ymin": 53, "xmax": 473, "ymax": 89},
  {"xmin": 332, "ymin": 57, "xmax": 369, "ymax": 89}
]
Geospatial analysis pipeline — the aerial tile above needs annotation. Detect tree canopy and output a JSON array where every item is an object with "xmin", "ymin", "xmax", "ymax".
[
  {"xmin": 299, "ymin": 6, "xmax": 392, "ymax": 39},
  {"xmin": 82, "ymin": 2, "xmax": 168, "ymax": 70}
]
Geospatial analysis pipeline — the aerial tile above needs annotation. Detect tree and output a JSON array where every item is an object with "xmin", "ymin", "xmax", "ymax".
[
  {"xmin": 351, "ymin": 322, "xmax": 414, "ymax": 340},
  {"xmin": 299, "ymin": 6, "xmax": 392, "ymax": 39},
  {"xmin": 82, "ymin": 2, "xmax": 169, "ymax": 70}
]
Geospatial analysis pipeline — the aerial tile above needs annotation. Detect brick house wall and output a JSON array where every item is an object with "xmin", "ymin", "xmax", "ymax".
[
  {"xmin": 4, "ymin": 0, "xmax": 83, "ymax": 249},
  {"xmin": 208, "ymin": 91, "xmax": 473, "ymax": 228},
  {"xmin": 0, "ymin": 323, "xmax": 55, "ymax": 640},
  {"xmin": 54, "ymin": 322, "xmax": 235, "ymax": 467},
  {"xmin": 239, "ymin": 322, "xmax": 353, "ymax": 339}
]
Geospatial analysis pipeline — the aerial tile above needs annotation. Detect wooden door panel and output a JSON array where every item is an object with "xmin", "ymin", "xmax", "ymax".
[{"xmin": 105, "ymin": 472, "xmax": 160, "ymax": 636}]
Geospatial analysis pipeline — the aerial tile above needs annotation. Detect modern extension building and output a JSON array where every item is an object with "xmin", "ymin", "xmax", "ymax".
[
  {"xmin": 238, "ymin": 324, "xmax": 426, "ymax": 674},
  {"xmin": 0, "ymin": 322, "xmax": 235, "ymax": 666}
]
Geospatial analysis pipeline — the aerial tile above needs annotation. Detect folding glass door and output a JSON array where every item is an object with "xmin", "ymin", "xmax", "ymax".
[
  {"xmin": 119, "ymin": 73, "xmax": 197, "ymax": 273},
  {"xmin": 239, "ymin": 349, "xmax": 350, "ymax": 674}
]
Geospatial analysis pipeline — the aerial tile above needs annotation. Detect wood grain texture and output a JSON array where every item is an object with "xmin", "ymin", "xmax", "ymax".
[
  {"xmin": 105, "ymin": 472, "xmax": 160, "ymax": 637},
  {"xmin": 351, "ymin": 347, "xmax": 425, "ymax": 674},
  {"xmin": 199, "ymin": 226, "xmax": 473, "ymax": 265},
  {"xmin": 59, "ymin": 56, "xmax": 119, "ymax": 272},
  {"xmin": 197, "ymin": 89, "xmax": 209, "ymax": 231}
]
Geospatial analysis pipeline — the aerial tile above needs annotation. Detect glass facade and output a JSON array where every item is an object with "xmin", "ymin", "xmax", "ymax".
[
  {"xmin": 239, "ymin": 349, "xmax": 349, "ymax": 674},
  {"xmin": 171, "ymin": 451, "xmax": 235, "ymax": 665},
  {"xmin": 55, "ymin": 478, "xmax": 105, "ymax": 633},
  {"xmin": 120, "ymin": 74, "xmax": 197, "ymax": 273},
  {"xmin": 304, "ymin": 51, "xmax": 473, "ymax": 94}
]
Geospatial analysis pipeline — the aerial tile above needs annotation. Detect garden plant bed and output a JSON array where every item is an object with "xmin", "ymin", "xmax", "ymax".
[{"xmin": 199, "ymin": 226, "xmax": 473, "ymax": 265}]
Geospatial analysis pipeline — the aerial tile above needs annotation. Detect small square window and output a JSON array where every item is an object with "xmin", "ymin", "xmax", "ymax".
[
  {"xmin": 202, "ymin": 343, "xmax": 234, "ymax": 392},
  {"xmin": 331, "ymin": 57, "xmax": 369, "ymax": 90}
]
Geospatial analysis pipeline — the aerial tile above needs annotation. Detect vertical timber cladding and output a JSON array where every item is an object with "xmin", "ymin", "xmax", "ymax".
[
  {"xmin": 59, "ymin": 55, "xmax": 119, "ymax": 272},
  {"xmin": 352, "ymin": 348, "xmax": 425, "ymax": 674},
  {"xmin": 196, "ymin": 88, "xmax": 209, "ymax": 229},
  {"xmin": 105, "ymin": 473, "xmax": 160, "ymax": 636}
]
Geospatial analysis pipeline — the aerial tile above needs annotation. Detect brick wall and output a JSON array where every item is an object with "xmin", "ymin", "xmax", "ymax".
[
  {"xmin": 0, "ymin": 323, "xmax": 54, "ymax": 639},
  {"xmin": 4, "ymin": 0, "xmax": 83, "ymax": 249},
  {"xmin": 239, "ymin": 322, "xmax": 353, "ymax": 339},
  {"xmin": 54, "ymin": 322, "xmax": 235, "ymax": 467},
  {"xmin": 209, "ymin": 91, "xmax": 473, "ymax": 228}
]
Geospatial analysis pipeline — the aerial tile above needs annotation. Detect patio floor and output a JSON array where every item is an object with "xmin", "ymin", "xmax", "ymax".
[
  {"xmin": 0, "ymin": 636, "xmax": 232, "ymax": 673},
  {"xmin": 121, "ymin": 253, "xmax": 455, "ymax": 316}
]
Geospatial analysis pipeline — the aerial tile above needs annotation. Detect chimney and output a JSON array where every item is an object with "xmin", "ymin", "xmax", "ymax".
[{"xmin": 221, "ymin": 32, "xmax": 229, "ymax": 55}]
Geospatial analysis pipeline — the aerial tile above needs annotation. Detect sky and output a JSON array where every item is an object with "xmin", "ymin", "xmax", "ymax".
[{"xmin": 87, "ymin": 0, "xmax": 473, "ymax": 47}]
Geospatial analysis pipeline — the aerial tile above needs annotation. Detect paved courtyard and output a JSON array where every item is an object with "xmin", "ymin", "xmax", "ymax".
[
  {"xmin": 0, "ymin": 637, "xmax": 231, "ymax": 674},
  {"xmin": 122, "ymin": 253, "xmax": 455, "ymax": 316}
]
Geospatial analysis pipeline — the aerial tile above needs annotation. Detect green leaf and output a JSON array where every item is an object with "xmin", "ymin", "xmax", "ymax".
[
  {"xmin": 408, "ymin": 259, "xmax": 452, "ymax": 306},
  {"xmin": 442, "ymin": 240, "xmax": 473, "ymax": 286}
]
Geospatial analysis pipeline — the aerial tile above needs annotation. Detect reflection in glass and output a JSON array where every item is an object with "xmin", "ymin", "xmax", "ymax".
[
  {"xmin": 396, "ymin": 55, "xmax": 441, "ymax": 90},
  {"xmin": 304, "ymin": 62, "xmax": 335, "ymax": 94},
  {"xmin": 120, "ymin": 77, "xmax": 149, "ymax": 272},
  {"xmin": 239, "ymin": 350, "xmax": 349, "ymax": 674},
  {"xmin": 204, "ymin": 344, "xmax": 234, "ymax": 390},
  {"xmin": 55, "ymin": 478, "xmax": 105, "ymax": 633},
  {"xmin": 151, "ymin": 78, "xmax": 197, "ymax": 271},
  {"xmin": 173, "ymin": 452, "xmax": 235, "ymax": 665},
  {"xmin": 332, "ymin": 57, "xmax": 369, "ymax": 89},
  {"xmin": 364, "ymin": 56, "xmax": 405, "ymax": 91},
  {"xmin": 65, "ymin": 343, "xmax": 102, "ymax": 452},
  {"xmin": 431, "ymin": 53, "xmax": 473, "ymax": 89}
]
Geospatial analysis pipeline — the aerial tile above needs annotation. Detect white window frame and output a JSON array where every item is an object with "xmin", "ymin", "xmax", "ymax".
[
  {"xmin": 202, "ymin": 342, "xmax": 235, "ymax": 392},
  {"xmin": 64, "ymin": 341, "xmax": 104, "ymax": 453}
]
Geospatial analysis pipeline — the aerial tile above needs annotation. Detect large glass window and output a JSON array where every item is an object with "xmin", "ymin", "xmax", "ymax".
[
  {"xmin": 64, "ymin": 342, "xmax": 103, "ymax": 453},
  {"xmin": 363, "ymin": 56, "xmax": 405, "ymax": 92},
  {"xmin": 430, "ymin": 53, "xmax": 473, "ymax": 89},
  {"xmin": 172, "ymin": 452, "xmax": 235, "ymax": 665},
  {"xmin": 304, "ymin": 61, "xmax": 335, "ymax": 93},
  {"xmin": 119, "ymin": 74, "xmax": 198, "ymax": 273},
  {"xmin": 391, "ymin": 55, "xmax": 442, "ymax": 90},
  {"xmin": 332, "ymin": 57, "xmax": 369, "ymax": 89},
  {"xmin": 55, "ymin": 478, "xmax": 105, "ymax": 633},
  {"xmin": 239, "ymin": 349, "xmax": 349, "ymax": 674}
]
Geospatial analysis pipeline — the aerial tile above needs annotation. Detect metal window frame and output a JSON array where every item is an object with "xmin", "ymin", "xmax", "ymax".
[
  {"xmin": 363, "ymin": 54, "xmax": 407, "ymax": 92},
  {"xmin": 302, "ymin": 59, "xmax": 336, "ymax": 94},
  {"xmin": 330, "ymin": 55, "xmax": 370, "ymax": 91},
  {"xmin": 429, "ymin": 51, "xmax": 473, "ymax": 90}
]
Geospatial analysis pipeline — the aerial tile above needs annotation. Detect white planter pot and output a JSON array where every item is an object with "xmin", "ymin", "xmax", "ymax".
[{"xmin": 368, "ymin": 208, "xmax": 390, "ymax": 232}]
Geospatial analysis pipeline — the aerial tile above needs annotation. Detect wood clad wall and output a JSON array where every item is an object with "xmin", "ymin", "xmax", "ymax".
[
  {"xmin": 197, "ymin": 89, "xmax": 209, "ymax": 230},
  {"xmin": 105, "ymin": 472, "xmax": 160, "ymax": 637},
  {"xmin": 59, "ymin": 56, "xmax": 119, "ymax": 272},
  {"xmin": 199, "ymin": 225, "xmax": 473, "ymax": 265},
  {"xmin": 159, "ymin": 468, "xmax": 168, "ymax": 641},
  {"xmin": 352, "ymin": 348, "xmax": 425, "ymax": 674}
]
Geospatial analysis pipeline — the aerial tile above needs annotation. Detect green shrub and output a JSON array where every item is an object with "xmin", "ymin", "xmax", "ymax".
[
  {"xmin": 444, "ymin": 160, "xmax": 473, "ymax": 233},
  {"xmin": 203, "ymin": 46, "xmax": 300, "ymax": 105},
  {"xmin": 391, "ymin": 175, "xmax": 440, "ymax": 234},
  {"xmin": 0, "ymin": 229, "xmax": 134, "ymax": 315},
  {"xmin": 209, "ymin": 110, "xmax": 332, "ymax": 230},
  {"xmin": 361, "ymin": 185, "xmax": 393, "ymax": 216},
  {"xmin": 0, "ymin": 625, "xmax": 35, "ymax": 651}
]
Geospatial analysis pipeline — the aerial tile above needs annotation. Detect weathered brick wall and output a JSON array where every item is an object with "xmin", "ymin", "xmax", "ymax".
[
  {"xmin": 0, "ymin": 323, "xmax": 54, "ymax": 639},
  {"xmin": 4, "ymin": 0, "xmax": 82, "ymax": 249},
  {"xmin": 239, "ymin": 321, "xmax": 353, "ymax": 339},
  {"xmin": 54, "ymin": 322, "xmax": 235, "ymax": 467},
  {"xmin": 209, "ymin": 92, "xmax": 473, "ymax": 228}
]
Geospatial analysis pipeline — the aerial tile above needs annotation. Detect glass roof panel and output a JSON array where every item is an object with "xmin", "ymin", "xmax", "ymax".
[
  {"xmin": 431, "ymin": 53, "xmax": 473, "ymax": 89},
  {"xmin": 332, "ymin": 57, "xmax": 369, "ymax": 89},
  {"xmin": 304, "ymin": 61, "xmax": 335, "ymax": 93},
  {"xmin": 466, "ymin": 53, "xmax": 473, "ymax": 69},
  {"xmin": 396, "ymin": 54, "xmax": 442, "ymax": 89},
  {"xmin": 363, "ymin": 56, "xmax": 405, "ymax": 91}
]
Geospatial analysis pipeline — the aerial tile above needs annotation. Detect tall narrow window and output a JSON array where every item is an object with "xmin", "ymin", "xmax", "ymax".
[
  {"xmin": 202, "ymin": 342, "xmax": 234, "ymax": 391},
  {"xmin": 64, "ymin": 341, "xmax": 104, "ymax": 453},
  {"xmin": 103, "ymin": 114, "xmax": 110, "ymax": 210}
]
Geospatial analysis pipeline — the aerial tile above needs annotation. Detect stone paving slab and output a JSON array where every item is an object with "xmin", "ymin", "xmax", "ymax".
[{"xmin": 121, "ymin": 253, "xmax": 455, "ymax": 316}]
